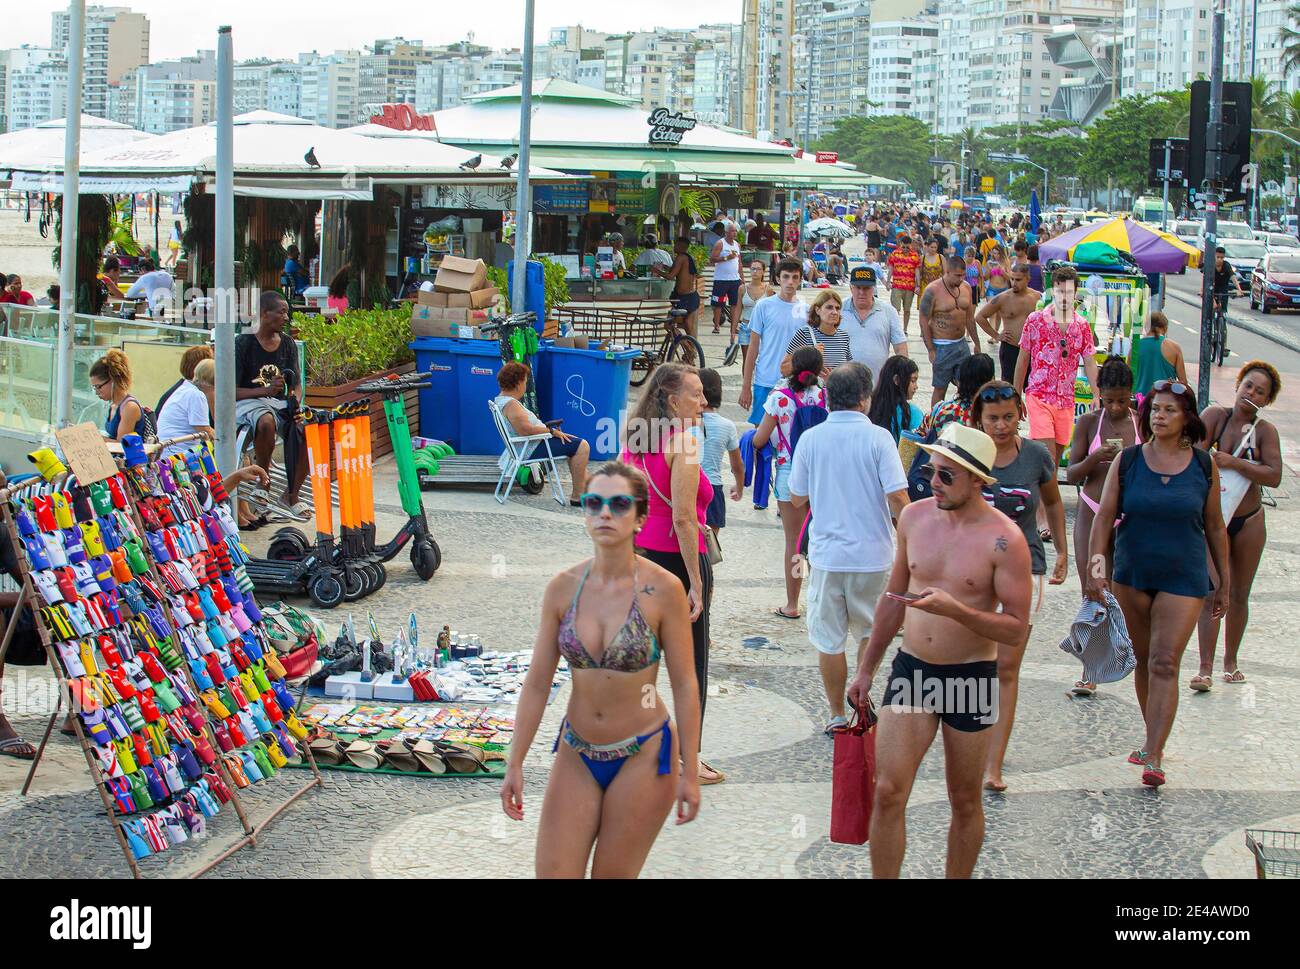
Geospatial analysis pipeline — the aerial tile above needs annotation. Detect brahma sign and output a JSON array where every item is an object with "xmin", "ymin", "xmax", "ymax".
[{"xmin": 369, "ymin": 103, "xmax": 436, "ymax": 133}]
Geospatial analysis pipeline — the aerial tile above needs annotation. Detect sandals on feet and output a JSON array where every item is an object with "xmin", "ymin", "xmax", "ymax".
[
  {"xmin": 0, "ymin": 736, "xmax": 36, "ymax": 760},
  {"xmin": 698, "ymin": 760, "xmax": 726, "ymax": 785},
  {"xmin": 824, "ymin": 715, "xmax": 848, "ymax": 735},
  {"xmin": 1222, "ymin": 669, "xmax": 1246, "ymax": 684},
  {"xmin": 773, "ymin": 607, "xmax": 800, "ymax": 620},
  {"xmin": 1127, "ymin": 748, "xmax": 1148, "ymax": 765},
  {"xmin": 1141, "ymin": 764, "xmax": 1166, "ymax": 787},
  {"xmin": 1189, "ymin": 674, "xmax": 1213, "ymax": 692},
  {"xmin": 1070, "ymin": 680, "xmax": 1095, "ymax": 696}
]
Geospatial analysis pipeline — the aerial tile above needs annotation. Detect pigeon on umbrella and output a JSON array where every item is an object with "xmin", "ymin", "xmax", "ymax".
[
  {"xmin": 459, "ymin": 154, "xmax": 482, "ymax": 171},
  {"xmin": 304, "ymin": 147, "xmax": 321, "ymax": 169},
  {"xmin": 498, "ymin": 153, "xmax": 518, "ymax": 170}
]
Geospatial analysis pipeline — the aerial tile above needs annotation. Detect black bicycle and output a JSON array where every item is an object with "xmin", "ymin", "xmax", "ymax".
[{"xmin": 1210, "ymin": 293, "xmax": 1234, "ymax": 367}]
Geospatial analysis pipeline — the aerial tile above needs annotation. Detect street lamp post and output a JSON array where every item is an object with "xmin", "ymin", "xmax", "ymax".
[{"xmin": 988, "ymin": 152, "xmax": 1049, "ymax": 206}]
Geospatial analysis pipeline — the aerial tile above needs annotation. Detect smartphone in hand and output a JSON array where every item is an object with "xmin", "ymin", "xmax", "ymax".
[{"xmin": 886, "ymin": 591, "xmax": 922, "ymax": 604}]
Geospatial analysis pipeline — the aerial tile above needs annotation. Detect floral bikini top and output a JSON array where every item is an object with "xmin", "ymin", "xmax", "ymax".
[{"xmin": 557, "ymin": 564, "xmax": 660, "ymax": 672}]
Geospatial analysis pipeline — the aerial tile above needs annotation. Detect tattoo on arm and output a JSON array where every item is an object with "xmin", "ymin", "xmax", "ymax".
[
  {"xmin": 994, "ymin": 535, "xmax": 1008, "ymax": 552},
  {"xmin": 918, "ymin": 288, "xmax": 935, "ymax": 318}
]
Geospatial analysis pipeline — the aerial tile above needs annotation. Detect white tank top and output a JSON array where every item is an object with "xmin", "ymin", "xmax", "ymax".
[{"xmin": 714, "ymin": 239, "xmax": 742, "ymax": 281}]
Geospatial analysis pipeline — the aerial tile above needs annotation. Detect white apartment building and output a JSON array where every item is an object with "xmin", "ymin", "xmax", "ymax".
[
  {"xmin": 816, "ymin": 3, "xmax": 872, "ymax": 137},
  {"xmin": 748, "ymin": 0, "xmax": 793, "ymax": 139},
  {"xmin": 298, "ymin": 51, "xmax": 361, "ymax": 128},
  {"xmin": 233, "ymin": 60, "xmax": 303, "ymax": 116},
  {"xmin": 4, "ymin": 47, "xmax": 69, "ymax": 132},
  {"xmin": 118, "ymin": 51, "xmax": 216, "ymax": 134},
  {"xmin": 361, "ymin": 39, "xmax": 436, "ymax": 109},
  {"xmin": 967, "ymin": 0, "xmax": 1120, "ymax": 131},
  {"xmin": 1227, "ymin": 0, "xmax": 1297, "ymax": 92},
  {"xmin": 464, "ymin": 51, "xmax": 523, "ymax": 99},
  {"xmin": 867, "ymin": 18, "xmax": 939, "ymax": 122},
  {"xmin": 932, "ymin": 0, "xmax": 972, "ymax": 136},
  {"xmin": 51, "ymin": 5, "xmax": 149, "ymax": 120},
  {"xmin": 1120, "ymin": 0, "xmax": 1211, "ymax": 97}
]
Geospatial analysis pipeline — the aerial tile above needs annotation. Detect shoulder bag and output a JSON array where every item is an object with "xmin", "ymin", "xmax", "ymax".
[{"xmin": 640, "ymin": 454, "xmax": 722, "ymax": 566}]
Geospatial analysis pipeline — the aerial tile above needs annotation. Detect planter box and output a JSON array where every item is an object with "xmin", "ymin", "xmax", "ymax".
[{"xmin": 305, "ymin": 361, "xmax": 418, "ymax": 465}]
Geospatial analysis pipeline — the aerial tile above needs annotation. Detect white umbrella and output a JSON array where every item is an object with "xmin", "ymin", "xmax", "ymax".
[
  {"xmin": 804, "ymin": 217, "xmax": 855, "ymax": 239},
  {"xmin": 0, "ymin": 115, "xmax": 152, "ymax": 173}
]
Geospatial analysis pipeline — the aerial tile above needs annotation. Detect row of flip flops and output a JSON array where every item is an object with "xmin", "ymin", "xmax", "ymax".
[{"xmin": 305, "ymin": 735, "xmax": 501, "ymax": 775}]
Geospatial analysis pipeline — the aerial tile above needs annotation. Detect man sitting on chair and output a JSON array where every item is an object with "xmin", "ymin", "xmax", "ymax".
[
  {"xmin": 234, "ymin": 291, "xmax": 309, "ymax": 522},
  {"xmin": 494, "ymin": 361, "xmax": 590, "ymax": 505}
]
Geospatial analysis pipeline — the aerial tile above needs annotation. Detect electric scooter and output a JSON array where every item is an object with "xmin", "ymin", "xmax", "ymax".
[
  {"xmin": 355, "ymin": 370, "xmax": 441, "ymax": 580},
  {"xmin": 244, "ymin": 406, "xmax": 348, "ymax": 607}
]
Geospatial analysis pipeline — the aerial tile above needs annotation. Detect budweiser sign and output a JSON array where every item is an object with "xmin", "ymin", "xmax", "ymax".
[{"xmin": 368, "ymin": 103, "xmax": 436, "ymax": 132}]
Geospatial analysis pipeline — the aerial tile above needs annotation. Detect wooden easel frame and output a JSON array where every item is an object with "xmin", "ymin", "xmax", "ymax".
[{"xmin": 0, "ymin": 433, "xmax": 323, "ymax": 878}]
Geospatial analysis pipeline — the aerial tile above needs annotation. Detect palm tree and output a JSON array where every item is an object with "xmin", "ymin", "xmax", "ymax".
[{"xmin": 1282, "ymin": 4, "xmax": 1300, "ymax": 76}]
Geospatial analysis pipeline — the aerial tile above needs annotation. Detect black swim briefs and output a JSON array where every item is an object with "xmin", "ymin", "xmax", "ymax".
[{"xmin": 881, "ymin": 649, "xmax": 1000, "ymax": 732}]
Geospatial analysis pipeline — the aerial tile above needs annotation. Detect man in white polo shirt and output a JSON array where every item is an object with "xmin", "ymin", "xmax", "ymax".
[
  {"xmin": 838, "ymin": 266, "xmax": 908, "ymax": 384},
  {"xmin": 789, "ymin": 362, "xmax": 909, "ymax": 731}
]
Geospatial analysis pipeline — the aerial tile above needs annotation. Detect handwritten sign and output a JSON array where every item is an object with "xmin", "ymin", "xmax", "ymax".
[
  {"xmin": 54, "ymin": 424, "xmax": 119, "ymax": 485},
  {"xmin": 647, "ymin": 108, "xmax": 696, "ymax": 146}
]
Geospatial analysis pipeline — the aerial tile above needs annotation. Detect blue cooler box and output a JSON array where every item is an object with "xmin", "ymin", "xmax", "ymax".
[
  {"xmin": 410, "ymin": 337, "xmax": 504, "ymax": 454},
  {"xmin": 536, "ymin": 344, "xmax": 641, "ymax": 461}
]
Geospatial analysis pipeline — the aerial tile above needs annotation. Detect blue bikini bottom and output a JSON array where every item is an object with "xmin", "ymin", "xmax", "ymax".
[{"xmin": 553, "ymin": 717, "xmax": 673, "ymax": 791}]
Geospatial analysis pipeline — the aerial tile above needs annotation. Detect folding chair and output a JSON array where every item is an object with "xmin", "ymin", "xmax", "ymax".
[{"xmin": 489, "ymin": 398, "xmax": 566, "ymax": 505}]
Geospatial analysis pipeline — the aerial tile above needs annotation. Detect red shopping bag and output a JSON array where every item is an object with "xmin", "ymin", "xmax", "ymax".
[{"xmin": 830, "ymin": 701, "xmax": 877, "ymax": 845}]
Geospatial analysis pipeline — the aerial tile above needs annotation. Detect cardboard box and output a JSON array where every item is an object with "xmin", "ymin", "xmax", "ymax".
[
  {"xmin": 434, "ymin": 255, "xmax": 488, "ymax": 293},
  {"xmin": 416, "ymin": 288, "xmax": 448, "ymax": 307},
  {"xmin": 551, "ymin": 335, "xmax": 590, "ymax": 350},
  {"xmin": 446, "ymin": 286, "xmax": 498, "ymax": 309},
  {"xmin": 411, "ymin": 318, "xmax": 461, "ymax": 338},
  {"xmin": 412, "ymin": 305, "xmax": 470, "ymax": 323}
]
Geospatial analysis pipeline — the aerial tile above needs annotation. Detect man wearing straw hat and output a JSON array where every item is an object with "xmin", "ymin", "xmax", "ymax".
[{"xmin": 849, "ymin": 423, "xmax": 1031, "ymax": 878}]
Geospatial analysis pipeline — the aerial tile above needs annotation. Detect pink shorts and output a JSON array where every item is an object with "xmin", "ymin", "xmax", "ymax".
[{"xmin": 1026, "ymin": 394, "xmax": 1074, "ymax": 447}]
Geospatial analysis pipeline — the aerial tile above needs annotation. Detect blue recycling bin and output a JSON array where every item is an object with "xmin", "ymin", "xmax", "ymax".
[
  {"xmin": 410, "ymin": 337, "xmax": 504, "ymax": 454},
  {"xmin": 507, "ymin": 259, "xmax": 546, "ymax": 333},
  {"xmin": 535, "ymin": 343, "xmax": 641, "ymax": 461}
]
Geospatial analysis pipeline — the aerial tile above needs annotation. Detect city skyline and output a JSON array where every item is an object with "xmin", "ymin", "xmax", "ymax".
[{"xmin": 10, "ymin": 0, "xmax": 744, "ymax": 61}]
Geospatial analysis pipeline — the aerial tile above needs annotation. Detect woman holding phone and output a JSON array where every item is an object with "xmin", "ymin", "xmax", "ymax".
[
  {"xmin": 972, "ymin": 380, "xmax": 1068, "ymax": 792},
  {"xmin": 1064, "ymin": 357, "xmax": 1140, "ymax": 697}
]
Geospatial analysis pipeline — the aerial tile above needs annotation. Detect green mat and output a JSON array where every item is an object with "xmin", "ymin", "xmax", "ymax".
[{"xmin": 285, "ymin": 726, "xmax": 507, "ymax": 779}]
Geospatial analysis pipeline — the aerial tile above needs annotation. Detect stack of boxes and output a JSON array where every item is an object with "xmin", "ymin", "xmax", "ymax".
[{"xmin": 410, "ymin": 256, "xmax": 501, "ymax": 338}]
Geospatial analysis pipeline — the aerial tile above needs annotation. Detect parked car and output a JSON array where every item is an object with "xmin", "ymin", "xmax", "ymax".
[
  {"xmin": 1172, "ymin": 220, "xmax": 1202, "ymax": 246},
  {"xmin": 1250, "ymin": 252, "xmax": 1300, "ymax": 313},
  {"xmin": 1221, "ymin": 239, "xmax": 1268, "ymax": 285},
  {"xmin": 1199, "ymin": 220, "xmax": 1256, "ymax": 248},
  {"xmin": 1262, "ymin": 232, "xmax": 1300, "ymax": 254}
]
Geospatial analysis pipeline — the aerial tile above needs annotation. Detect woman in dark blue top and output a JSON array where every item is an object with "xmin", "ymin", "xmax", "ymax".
[{"xmin": 1086, "ymin": 380, "xmax": 1229, "ymax": 788}]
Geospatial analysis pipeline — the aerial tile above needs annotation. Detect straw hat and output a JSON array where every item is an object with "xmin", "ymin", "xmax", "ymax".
[{"xmin": 918, "ymin": 423, "xmax": 997, "ymax": 485}]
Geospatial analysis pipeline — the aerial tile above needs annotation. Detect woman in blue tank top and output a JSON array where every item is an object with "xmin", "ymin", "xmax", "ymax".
[{"xmin": 1085, "ymin": 380, "xmax": 1229, "ymax": 789}]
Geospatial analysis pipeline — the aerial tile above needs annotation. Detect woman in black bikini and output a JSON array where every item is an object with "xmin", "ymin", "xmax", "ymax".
[{"xmin": 1192, "ymin": 361, "xmax": 1283, "ymax": 690}]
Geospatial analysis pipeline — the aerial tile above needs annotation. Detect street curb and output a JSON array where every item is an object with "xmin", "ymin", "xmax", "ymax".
[{"xmin": 1166, "ymin": 289, "xmax": 1300, "ymax": 354}]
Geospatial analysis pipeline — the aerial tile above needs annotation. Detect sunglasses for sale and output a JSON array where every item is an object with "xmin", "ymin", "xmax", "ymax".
[{"xmin": 579, "ymin": 494, "xmax": 637, "ymax": 517}]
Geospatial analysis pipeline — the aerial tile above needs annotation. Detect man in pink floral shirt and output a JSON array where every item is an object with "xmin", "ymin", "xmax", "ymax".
[{"xmin": 1012, "ymin": 265, "xmax": 1098, "ymax": 474}]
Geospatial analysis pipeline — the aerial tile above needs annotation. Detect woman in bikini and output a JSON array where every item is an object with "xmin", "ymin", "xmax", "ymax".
[
  {"xmin": 502, "ymin": 461, "xmax": 701, "ymax": 877},
  {"xmin": 1065, "ymin": 356, "xmax": 1140, "ymax": 697},
  {"xmin": 1192, "ymin": 361, "xmax": 1284, "ymax": 690}
]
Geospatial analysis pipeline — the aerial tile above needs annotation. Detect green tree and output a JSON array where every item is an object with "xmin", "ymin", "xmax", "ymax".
[
  {"xmin": 1083, "ymin": 94, "xmax": 1177, "ymax": 197},
  {"xmin": 1282, "ymin": 4, "xmax": 1300, "ymax": 76},
  {"xmin": 816, "ymin": 115, "xmax": 935, "ymax": 192}
]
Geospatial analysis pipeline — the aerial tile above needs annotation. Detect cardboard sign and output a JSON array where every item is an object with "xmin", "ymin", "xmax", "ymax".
[{"xmin": 54, "ymin": 423, "xmax": 119, "ymax": 485}]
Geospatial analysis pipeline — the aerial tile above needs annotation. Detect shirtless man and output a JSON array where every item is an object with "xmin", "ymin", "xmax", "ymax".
[
  {"xmin": 974, "ymin": 264, "xmax": 1041, "ymax": 382},
  {"xmin": 919, "ymin": 255, "xmax": 978, "ymax": 408},
  {"xmin": 848, "ymin": 423, "xmax": 1032, "ymax": 879},
  {"xmin": 653, "ymin": 237, "xmax": 701, "ymax": 361}
]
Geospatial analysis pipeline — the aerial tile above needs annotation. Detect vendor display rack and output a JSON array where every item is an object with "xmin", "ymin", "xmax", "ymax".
[{"xmin": 0, "ymin": 432, "xmax": 323, "ymax": 878}]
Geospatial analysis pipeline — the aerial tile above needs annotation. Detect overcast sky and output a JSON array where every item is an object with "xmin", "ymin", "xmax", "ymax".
[{"xmin": 12, "ymin": 1, "xmax": 743, "ymax": 60}]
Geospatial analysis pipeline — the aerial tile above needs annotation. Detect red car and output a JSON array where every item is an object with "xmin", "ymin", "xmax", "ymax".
[{"xmin": 1249, "ymin": 252, "xmax": 1300, "ymax": 313}]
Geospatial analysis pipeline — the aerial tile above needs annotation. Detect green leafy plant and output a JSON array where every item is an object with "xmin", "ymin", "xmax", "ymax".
[
  {"xmin": 482, "ymin": 257, "xmax": 570, "ymax": 316},
  {"xmin": 292, "ymin": 307, "xmax": 414, "ymax": 387}
]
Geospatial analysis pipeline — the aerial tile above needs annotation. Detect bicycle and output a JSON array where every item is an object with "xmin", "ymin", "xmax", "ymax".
[
  {"xmin": 631, "ymin": 307, "xmax": 705, "ymax": 386},
  {"xmin": 1210, "ymin": 293, "xmax": 1233, "ymax": 367}
]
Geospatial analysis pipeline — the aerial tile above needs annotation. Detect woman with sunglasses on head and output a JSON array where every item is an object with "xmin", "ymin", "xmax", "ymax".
[
  {"xmin": 972, "ymin": 381, "xmax": 1068, "ymax": 792},
  {"xmin": 1065, "ymin": 356, "xmax": 1140, "ymax": 697},
  {"xmin": 1086, "ymin": 379, "xmax": 1229, "ymax": 787},
  {"xmin": 501, "ymin": 462, "xmax": 701, "ymax": 876},
  {"xmin": 1192, "ymin": 361, "xmax": 1284, "ymax": 690},
  {"xmin": 620, "ymin": 363, "xmax": 724, "ymax": 785}
]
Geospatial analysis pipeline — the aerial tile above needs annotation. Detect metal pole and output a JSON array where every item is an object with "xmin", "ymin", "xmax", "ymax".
[
  {"xmin": 1198, "ymin": 0, "xmax": 1226, "ymax": 410},
  {"xmin": 510, "ymin": 0, "xmax": 536, "ymax": 319},
  {"xmin": 54, "ymin": 0, "xmax": 85, "ymax": 429},
  {"xmin": 1161, "ymin": 140, "xmax": 1172, "ymax": 231},
  {"xmin": 214, "ymin": 26, "xmax": 237, "ymax": 477}
]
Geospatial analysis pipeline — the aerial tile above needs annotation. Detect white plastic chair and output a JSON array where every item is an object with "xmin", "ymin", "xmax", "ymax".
[{"xmin": 489, "ymin": 397, "xmax": 565, "ymax": 505}]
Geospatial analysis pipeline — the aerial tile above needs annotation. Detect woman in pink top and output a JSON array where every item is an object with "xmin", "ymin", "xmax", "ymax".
[
  {"xmin": 621, "ymin": 363, "xmax": 723, "ymax": 784},
  {"xmin": 326, "ymin": 264, "xmax": 350, "ymax": 313}
]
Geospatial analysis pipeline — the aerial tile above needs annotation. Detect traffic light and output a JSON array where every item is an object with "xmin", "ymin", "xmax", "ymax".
[
  {"xmin": 1187, "ymin": 80, "xmax": 1253, "ymax": 204},
  {"xmin": 968, "ymin": 168, "xmax": 981, "ymax": 194}
]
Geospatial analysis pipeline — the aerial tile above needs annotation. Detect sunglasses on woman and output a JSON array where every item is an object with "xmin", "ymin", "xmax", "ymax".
[
  {"xmin": 1150, "ymin": 379, "xmax": 1193, "ymax": 398},
  {"xmin": 917, "ymin": 464, "xmax": 957, "ymax": 486},
  {"xmin": 578, "ymin": 493, "xmax": 637, "ymax": 516},
  {"xmin": 978, "ymin": 385, "xmax": 1018, "ymax": 402}
]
